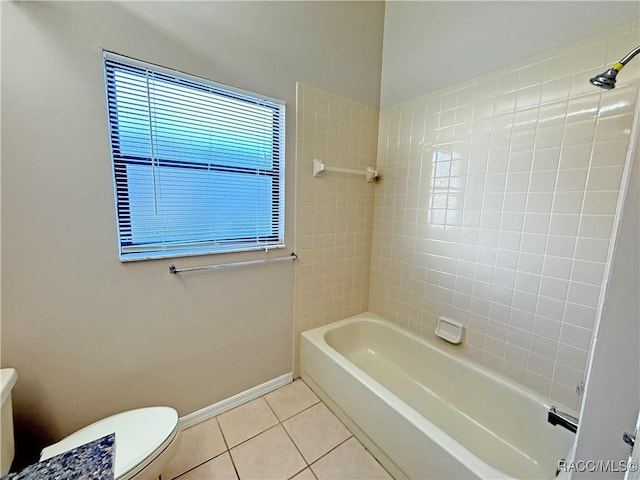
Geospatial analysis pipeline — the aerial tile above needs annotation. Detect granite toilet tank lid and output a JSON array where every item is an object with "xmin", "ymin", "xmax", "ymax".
[{"xmin": 40, "ymin": 406, "xmax": 179, "ymax": 479}]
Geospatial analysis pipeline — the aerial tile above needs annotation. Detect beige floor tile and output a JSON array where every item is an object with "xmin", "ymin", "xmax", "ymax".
[
  {"xmin": 230, "ymin": 425, "xmax": 306, "ymax": 480},
  {"xmin": 311, "ymin": 438, "xmax": 392, "ymax": 480},
  {"xmin": 283, "ymin": 403, "xmax": 351, "ymax": 463},
  {"xmin": 264, "ymin": 379, "xmax": 320, "ymax": 421},
  {"xmin": 176, "ymin": 452, "xmax": 238, "ymax": 480},
  {"xmin": 217, "ymin": 397, "xmax": 279, "ymax": 447},
  {"xmin": 162, "ymin": 418, "xmax": 227, "ymax": 480},
  {"xmin": 289, "ymin": 468, "xmax": 316, "ymax": 480}
]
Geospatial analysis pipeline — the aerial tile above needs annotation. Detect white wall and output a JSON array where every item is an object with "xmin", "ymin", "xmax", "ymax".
[
  {"xmin": 0, "ymin": 0, "xmax": 384, "ymax": 465},
  {"xmin": 381, "ymin": 1, "xmax": 640, "ymax": 107}
]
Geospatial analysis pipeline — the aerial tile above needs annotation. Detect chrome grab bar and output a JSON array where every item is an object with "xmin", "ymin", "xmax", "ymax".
[{"xmin": 548, "ymin": 406, "xmax": 579, "ymax": 433}]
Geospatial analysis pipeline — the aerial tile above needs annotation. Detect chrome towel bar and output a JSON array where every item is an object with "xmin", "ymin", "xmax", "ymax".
[{"xmin": 169, "ymin": 252, "xmax": 297, "ymax": 275}]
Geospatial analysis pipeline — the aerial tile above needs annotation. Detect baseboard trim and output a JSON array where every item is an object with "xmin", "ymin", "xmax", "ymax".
[{"xmin": 179, "ymin": 373, "xmax": 293, "ymax": 429}]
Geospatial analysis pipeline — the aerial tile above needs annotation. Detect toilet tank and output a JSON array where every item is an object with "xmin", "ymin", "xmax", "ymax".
[{"xmin": 1, "ymin": 368, "xmax": 18, "ymax": 475}]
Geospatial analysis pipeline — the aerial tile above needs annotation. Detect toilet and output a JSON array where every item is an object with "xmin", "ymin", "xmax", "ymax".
[
  {"xmin": 1, "ymin": 368, "xmax": 181, "ymax": 480},
  {"xmin": 40, "ymin": 407, "xmax": 181, "ymax": 480}
]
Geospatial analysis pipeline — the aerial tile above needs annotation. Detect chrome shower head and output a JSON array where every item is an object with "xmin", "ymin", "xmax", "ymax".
[
  {"xmin": 589, "ymin": 46, "xmax": 640, "ymax": 90},
  {"xmin": 589, "ymin": 68, "xmax": 619, "ymax": 89}
]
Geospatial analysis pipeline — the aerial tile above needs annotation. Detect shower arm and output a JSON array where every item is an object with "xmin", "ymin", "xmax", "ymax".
[{"xmin": 618, "ymin": 45, "xmax": 640, "ymax": 67}]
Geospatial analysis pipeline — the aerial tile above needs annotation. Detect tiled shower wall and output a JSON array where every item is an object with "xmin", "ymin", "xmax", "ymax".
[
  {"xmin": 369, "ymin": 19, "xmax": 640, "ymax": 409},
  {"xmin": 293, "ymin": 84, "xmax": 378, "ymax": 373}
]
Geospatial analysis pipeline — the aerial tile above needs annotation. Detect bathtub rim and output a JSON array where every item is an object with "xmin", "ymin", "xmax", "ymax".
[{"xmin": 302, "ymin": 311, "xmax": 577, "ymax": 417}]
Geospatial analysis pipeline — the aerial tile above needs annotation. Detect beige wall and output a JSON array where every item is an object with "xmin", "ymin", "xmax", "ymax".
[
  {"xmin": 0, "ymin": 0, "xmax": 384, "ymax": 462},
  {"xmin": 293, "ymin": 84, "xmax": 379, "ymax": 374},
  {"xmin": 371, "ymin": 18, "xmax": 640, "ymax": 410}
]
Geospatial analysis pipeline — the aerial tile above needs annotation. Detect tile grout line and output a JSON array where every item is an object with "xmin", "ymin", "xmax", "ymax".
[
  {"xmin": 262, "ymin": 387, "xmax": 317, "ymax": 479},
  {"xmin": 215, "ymin": 416, "xmax": 242, "ymax": 480}
]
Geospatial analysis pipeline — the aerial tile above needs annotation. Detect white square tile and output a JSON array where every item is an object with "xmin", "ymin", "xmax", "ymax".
[
  {"xmin": 513, "ymin": 291, "xmax": 538, "ymax": 313},
  {"xmin": 264, "ymin": 380, "xmax": 320, "ymax": 422},
  {"xmin": 578, "ymin": 215, "xmax": 614, "ymax": 239},
  {"xmin": 510, "ymin": 308, "xmax": 535, "ymax": 331},
  {"xmin": 582, "ymin": 191, "xmax": 619, "ymax": 215},
  {"xmin": 549, "ymin": 214, "xmax": 580, "ymax": 236},
  {"xmin": 538, "ymin": 104, "xmax": 566, "ymax": 127},
  {"xmin": 559, "ymin": 145, "xmax": 592, "ymax": 170},
  {"xmin": 539, "ymin": 277, "xmax": 569, "ymax": 301},
  {"xmin": 563, "ymin": 121, "xmax": 596, "ymax": 146},
  {"xmin": 571, "ymin": 260, "xmax": 605, "ymax": 285},
  {"xmin": 567, "ymin": 282, "xmax": 601, "ymax": 308},
  {"xmin": 542, "ymin": 256, "xmax": 573, "ymax": 279},
  {"xmin": 524, "ymin": 213, "xmax": 550, "ymax": 234},
  {"xmin": 536, "ymin": 296, "xmax": 565, "ymax": 321},
  {"xmin": 503, "ymin": 192, "xmax": 527, "ymax": 212},
  {"xmin": 540, "ymin": 77, "xmax": 571, "ymax": 104},
  {"xmin": 533, "ymin": 315, "xmax": 562, "ymax": 340},
  {"xmin": 162, "ymin": 419, "xmax": 227, "ymax": 480},
  {"xmin": 566, "ymin": 95, "xmax": 599, "ymax": 124},
  {"xmin": 492, "ymin": 285, "xmax": 514, "ymax": 306},
  {"xmin": 532, "ymin": 148, "xmax": 560, "ymax": 171},
  {"xmin": 535, "ymin": 125, "xmax": 564, "ymax": 149},
  {"xmin": 217, "ymin": 398, "xmax": 279, "ymax": 448},
  {"xmin": 556, "ymin": 168, "xmax": 588, "ymax": 192},
  {"xmin": 586, "ymin": 166, "xmax": 624, "ymax": 192},
  {"xmin": 546, "ymin": 235, "xmax": 576, "ymax": 259},
  {"xmin": 552, "ymin": 192, "xmax": 584, "ymax": 214},
  {"xmin": 507, "ymin": 326, "xmax": 531, "ymax": 350},
  {"xmin": 230, "ymin": 425, "xmax": 306, "ymax": 480},
  {"xmin": 556, "ymin": 344, "xmax": 589, "ymax": 371},
  {"xmin": 595, "ymin": 113, "xmax": 634, "ymax": 142},
  {"xmin": 505, "ymin": 344, "xmax": 529, "ymax": 367},
  {"xmin": 518, "ymin": 253, "xmax": 544, "ymax": 274},
  {"xmin": 283, "ymin": 403, "xmax": 351, "ymax": 463},
  {"xmin": 501, "ymin": 212, "xmax": 525, "ymax": 232},
  {"xmin": 526, "ymin": 192, "xmax": 554, "ymax": 213},
  {"xmin": 493, "ymin": 267, "xmax": 516, "ymax": 288},
  {"xmin": 529, "ymin": 171, "xmax": 557, "ymax": 192},
  {"xmin": 553, "ymin": 363, "xmax": 584, "ymax": 390},
  {"xmin": 574, "ymin": 238, "xmax": 610, "ymax": 265},
  {"xmin": 505, "ymin": 171, "xmax": 531, "ymax": 193},
  {"xmin": 530, "ymin": 333, "xmax": 559, "ymax": 360},
  {"xmin": 520, "ymin": 233, "xmax": 547, "ymax": 254},
  {"xmin": 515, "ymin": 272, "xmax": 541, "ymax": 294},
  {"xmin": 560, "ymin": 323, "xmax": 593, "ymax": 350},
  {"xmin": 498, "ymin": 231, "xmax": 523, "ymax": 252},
  {"xmin": 311, "ymin": 438, "xmax": 391, "ymax": 480},
  {"xmin": 527, "ymin": 352, "xmax": 554, "ymax": 378},
  {"xmin": 591, "ymin": 139, "xmax": 629, "ymax": 167}
]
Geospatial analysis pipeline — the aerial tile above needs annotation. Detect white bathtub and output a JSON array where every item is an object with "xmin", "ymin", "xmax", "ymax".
[{"xmin": 300, "ymin": 313, "xmax": 575, "ymax": 480}]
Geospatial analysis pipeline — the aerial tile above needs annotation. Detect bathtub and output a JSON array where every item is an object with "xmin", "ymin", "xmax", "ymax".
[{"xmin": 300, "ymin": 313, "xmax": 575, "ymax": 479}]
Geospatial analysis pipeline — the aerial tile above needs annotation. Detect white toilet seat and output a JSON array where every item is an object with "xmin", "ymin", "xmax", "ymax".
[{"xmin": 40, "ymin": 407, "xmax": 180, "ymax": 480}]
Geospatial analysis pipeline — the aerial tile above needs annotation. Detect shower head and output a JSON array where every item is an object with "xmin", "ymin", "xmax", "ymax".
[
  {"xmin": 589, "ymin": 67, "xmax": 619, "ymax": 89},
  {"xmin": 590, "ymin": 46, "xmax": 640, "ymax": 90}
]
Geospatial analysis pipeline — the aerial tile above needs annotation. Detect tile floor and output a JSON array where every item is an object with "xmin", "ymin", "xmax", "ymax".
[{"xmin": 161, "ymin": 379, "xmax": 392, "ymax": 480}]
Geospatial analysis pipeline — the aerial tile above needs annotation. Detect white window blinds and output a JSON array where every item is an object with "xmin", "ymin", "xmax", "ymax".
[{"xmin": 104, "ymin": 52, "xmax": 286, "ymax": 261}]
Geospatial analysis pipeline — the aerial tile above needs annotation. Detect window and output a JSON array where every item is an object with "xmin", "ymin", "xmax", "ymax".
[{"xmin": 104, "ymin": 52, "xmax": 285, "ymax": 261}]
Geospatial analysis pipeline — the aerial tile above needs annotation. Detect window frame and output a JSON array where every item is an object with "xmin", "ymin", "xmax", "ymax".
[{"xmin": 103, "ymin": 52, "xmax": 286, "ymax": 261}]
